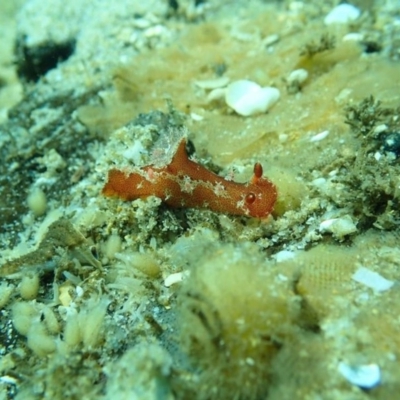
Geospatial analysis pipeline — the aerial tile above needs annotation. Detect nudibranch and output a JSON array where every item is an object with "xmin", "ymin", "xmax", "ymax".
[{"xmin": 102, "ymin": 139, "xmax": 277, "ymax": 218}]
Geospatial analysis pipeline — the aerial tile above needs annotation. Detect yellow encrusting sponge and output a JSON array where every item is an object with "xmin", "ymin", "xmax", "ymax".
[{"xmin": 176, "ymin": 243, "xmax": 301, "ymax": 400}]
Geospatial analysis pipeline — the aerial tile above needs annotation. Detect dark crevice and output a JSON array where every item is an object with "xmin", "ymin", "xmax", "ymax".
[{"xmin": 15, "ymin": 36, "xmax": 76, "ymax": 82}]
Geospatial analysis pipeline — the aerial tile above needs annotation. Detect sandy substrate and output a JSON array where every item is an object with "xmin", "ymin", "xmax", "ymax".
[{"xmin": 1, "ymin": 1, "xmax": 400, "ymax": 399}]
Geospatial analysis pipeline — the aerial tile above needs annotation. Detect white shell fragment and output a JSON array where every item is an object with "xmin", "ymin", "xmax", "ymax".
[
  {"xmin": 164, "ymin": 272, "xmax": 186, "ymax": 287},
  {"xmin": 262, "ymin": 34, "xmax": 280, "ymax": 47},
  {"xmin": 287, "ymin": 69, "xmax": 308, "ymax": 85},
  {"xmin": 310, "ymin": 130, "xmax": 329, "ymax": 142},
  {"xmin": 374, "ymin": 151, "xmax": 382, "ymax": 161},
  {"xmin": 0, "ymin": 375, "xmax": 18, "ymax": 385},
  {"xmin": 194, "ymin": 76, "xmax": 229, "ymax": 90},
  {"xmin": 225, "ymin": 80, "xmax": 280, "ymax": 116},
  {"xmin": 324, "ymin": 4, "xmax": 361, "ymax": 25},
  {"xmin": 374, "ymin": 124, "xmax": 388, "ymax": 135},
  {"xmin": 338, "ymin": 362, "xmax": 381, "ymax": 389},
  {"xmin": 343, "ymin": 32, "xmax": 364, "ymax": 42},
  {"xmin": 190, "ymin": 112, "xmax": 204, "ymax": 121},
  {"xmin": 352, "ymin": 267, "xmax": 394, "ymax": 292},
  {"xmin": 273, "ymin": 250, "xmax": 296, "ymax": 263},
  {"xmin": 319, "ymin": 215, "xmax": 357, "ymax": 238}
]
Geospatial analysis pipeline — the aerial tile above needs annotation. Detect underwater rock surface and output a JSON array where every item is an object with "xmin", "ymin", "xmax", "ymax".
[{"xmin": 1, "ymin": 1, "xmax": 400, "ymax": 399}]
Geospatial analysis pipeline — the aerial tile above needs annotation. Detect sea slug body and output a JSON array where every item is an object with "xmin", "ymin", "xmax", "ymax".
[{"xmin": 102, "ymin": 139, "xmax": 277, "ymax": 218}]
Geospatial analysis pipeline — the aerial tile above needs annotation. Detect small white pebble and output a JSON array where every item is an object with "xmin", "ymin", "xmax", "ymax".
[
  {"xmin": 144, "ymin": 25, "xmax": 166, "ymax": 38},
  {"xmin": 0, "ymin": 375, "xmax": 18, "ymax": 385},
  {"xmin": 278, "ymin": 133, "xmax": 289, "ymax": 142},
  {"xmin": 343, "ymin": 32, "xmax": 364, "ymax": 42},
  {"xmin": 324, "ymin": 4, "xmax": 361, "ymax": 25},
  {"xmin": 273, "ymin": 250, "xmax": 296, "ymax": 263},
  {"xmin": 133, "ymin": 18, "xmax": 152, "ymax": 29},
  {"xmin": 225, "ymin": 80, "xmax": 280, "ymax": 116},
  {"xmin": 338, "ymin": 362, "xmax": 381, "ymax": 389},
  {"xmin": 310, "ymin": 130, "xmax": 329, "ymax": 142},
  {"xmin": 323, "ymin": 216, "xmax": 340, "ymax": 230},
  {"xmin": 194, "ymin": 76, "xmax": 229, "ymax": 90},
  {"xmin": 190, "ymin": 112, "xmax": 204, "ymax": 121},
  {"xmin": 319, "ymin": 215, "xmax": 357, "ymax": 238},
  {"xmin": 328, "ymin": 169, "xmax": 338, "ymax": 177},
  {"xmin": 374, "ymin": 124, "xmax": 388, "ymax": 135},
  {"xmin": 352, "ymin": 267, "xmax": 394, "ymax": 292},
  {"xmin": 262, "ymin": 34, "xmax": 280, "ymax": 47},
  {"xmin": 277, "ymin": 274, "xmax": 289, "ymax": 282},
  {"xmin": 287, "ymin": 69, "xmax": 308, "ymax": 85},
  {"xmin": 164, "ymin": 271, "xmax": 187, "ymax": 287},
  {"xmin": 311, "ymin": 177, "xmax": 327, "ymax": 189}
]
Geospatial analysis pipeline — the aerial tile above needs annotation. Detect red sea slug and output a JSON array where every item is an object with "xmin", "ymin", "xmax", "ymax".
[{"xmin": 102, "ymin": 139, "xmax": 277, "ymax": 218}]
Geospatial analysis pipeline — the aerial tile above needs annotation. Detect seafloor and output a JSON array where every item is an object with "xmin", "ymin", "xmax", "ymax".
[{"xmin": 1, "ymin": 0, "xmax": 400, "ymax": 399}]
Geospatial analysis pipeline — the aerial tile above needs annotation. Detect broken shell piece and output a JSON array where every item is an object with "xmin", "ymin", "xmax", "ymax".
[
  {"xmin": 225, "ymin": 80, "xmax": 280, "ymax": 116},
  {"xmin": 319, "ymin": 215, "xmax": 357, "ymax": 239},
  {"xmin": 262, "ymin": 34, "xmax": 279, "ymax": 47},
  {"xmin": 164, "ymin": 271, "xmax": 189, "ymax": 287},
  {"xmin": 310, "ymin": 130, "xmax": 329, "ymax": 142},
  {"xmin": 287, "ymin": 69, "xmax": 308, "ymax": 85},
  {"xmin": 0, "ymin": 376, "xmax": 18, "ymax": 385},
  {"xmin": 132, "ymin": 18, "xmax": 152, "ymax": 29},
  {"xmin": 190, "ymin": 112, "xmax": 204, "ymax": 121},
  {"xmin": 324, "ymin": 4, "xmax": 360, "ymax": 25},
  {"xmin": 343, "ymin": 32, "xmax": 364, "ymax": 42},
  {"xmin": 338, "ymin": 362, "xmax": 381, "ymax": 389},
  {"xmin": 352, "ymin": 267, "xmax": 394, "ymax": 292},
  {"xmin": 194, "ymin": 76, "xmax": 229, "ymax": 90},
  {"xmin": 273, "ymin": 250, "xmax": 296, "ymax": 263}
]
